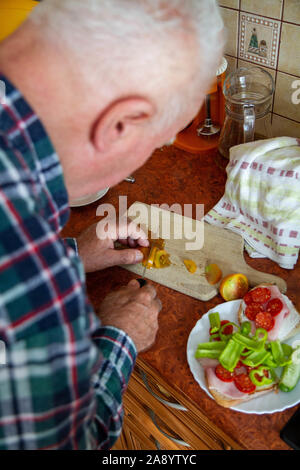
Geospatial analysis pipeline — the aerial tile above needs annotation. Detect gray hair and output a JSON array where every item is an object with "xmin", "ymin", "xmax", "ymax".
[{"xmin": 30, "ymin": 0, "xmax": 224, "ymax": 129}]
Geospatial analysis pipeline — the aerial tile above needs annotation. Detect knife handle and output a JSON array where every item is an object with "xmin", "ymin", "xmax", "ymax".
[{"xmin": 137, "ymin": 279, "xmax": 147, "ymax": 288}]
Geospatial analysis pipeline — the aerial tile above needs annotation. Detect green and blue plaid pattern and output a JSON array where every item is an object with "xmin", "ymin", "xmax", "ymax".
[{"xmin": 0, "ymin": 74, "xmax": 136, "ymax": 450}]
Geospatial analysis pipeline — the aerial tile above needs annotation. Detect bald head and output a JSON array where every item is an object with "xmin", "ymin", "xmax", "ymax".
[
  {"xmin": 0, "ymin": 1, "xmax": 224, "ymax": 200},
  {"xmin": 30, "ymin": 0, "xmax": 224, "ymax": 127}
]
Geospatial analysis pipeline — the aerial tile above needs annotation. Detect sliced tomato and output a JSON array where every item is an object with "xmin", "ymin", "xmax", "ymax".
[
  {"xmin": 234, "ymin": 362, "xmax": 248, "ymax": 376},
  {"xmin": 234, "ymin": 373, "xmax": 256, "ymax": 394},
  {"xmin": 255, "ymin": 311, "xmax": 275, "ymax": 331},
  {"xmin": 243, "ymin": 291, "xmax": 253, "ymax": 305},
  {"xmin": 250, "ymin": 287, "xmax": 271, "ymax": 304},
  {"xmin": 220, "ymin": 320, "xmax": 233, "ymax": 335},
  {"xmin": 215, "ymin": 364, "xmax": 234, "ymax": 382},
  {"xmin": 245, "ymin": 302, "xmax": 265, "ymax": 321},
  {"xmin": 266, "ymin": 298, "xmax": 283, "ymax": 317}
]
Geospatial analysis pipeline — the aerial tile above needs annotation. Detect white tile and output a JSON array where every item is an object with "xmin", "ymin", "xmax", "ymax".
[
  {"xmin": 273, "ymin": 72, "xmax": 300, "ymax": 123},
  {"xmin": 220, "ymin": 7, "xmax": 239, "ymax": 56},
  {"xmin": 241, "ymin": 0, "xmax": 283, "ymax": 19},
  {"xmin": 278, "ymin": 23, "xmax": 300, "ymax": 76},
  {"xmin": 218, "ymin": 0, "xmax": 239, "ymax": 8},
  {"xmin": 272, "ymin": 114, "xmax": 300, "ymax": 138},
  {"xmin": 283, "ymin": 0, "xmax": 300, "ymax": 26}
]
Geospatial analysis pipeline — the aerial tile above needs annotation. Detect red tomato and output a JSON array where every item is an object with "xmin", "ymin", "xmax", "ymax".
[
  {"xmin": 220, "ymin": 320, "xmax": 233, "ymax": 335},
  {"xmin": 255, "ymin": 311, "xmax": 275, "ymax": 331},
  {"xmin": 234, "ymin": 373, "xmax": 256, "ymax": 394},
  {"xmin": 245, "ymin": 302, "xmax": 265, "ymax": 321},
  {"xmin": 251, "ymin": 287, "xmax": 271, "ymax": 304},
  {"xmin": 215, "ymin": 364, "xmax": 234, "ymax": 382},
  {"xmin": 234, "ymin": 362, "xmax": 248, "ymax": 376},
  {"xmin": 266, "ymin": 298, "xmax": 283, "ymax": 317},
  {"xmin": 243, "ymin": 291, "xmax": 253, "ymax": 305}
]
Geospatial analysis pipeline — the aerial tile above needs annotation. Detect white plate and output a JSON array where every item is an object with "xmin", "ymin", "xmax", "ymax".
[
  {"xmin": 187, "ymin": 299, "xmax": 300, "ymax": 414},
  {"xmin": 69, "ymin": 188, "xmax": 109, "ymax": 207}
]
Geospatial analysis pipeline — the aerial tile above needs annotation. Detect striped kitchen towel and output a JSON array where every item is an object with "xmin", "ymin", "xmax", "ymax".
[{"xmin": 205, "ymin": 137, "xmax": 300, "ymax": 269}]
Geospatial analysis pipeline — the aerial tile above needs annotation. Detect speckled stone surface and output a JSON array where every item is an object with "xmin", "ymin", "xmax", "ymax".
[{"xmin": 62, "ymin": 146, "xmax": 300, "ymax": 450}]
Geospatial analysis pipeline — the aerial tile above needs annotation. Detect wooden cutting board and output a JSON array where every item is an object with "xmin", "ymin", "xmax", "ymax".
[{"xmin": 120, "ymin": 202, "xmax": 286, "ymax": 301}]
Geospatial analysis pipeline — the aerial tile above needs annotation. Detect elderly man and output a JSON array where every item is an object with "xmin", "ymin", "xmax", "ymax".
[{"xmin": 0, "ymin": 0, "xmax": 223, "ymax": 450}]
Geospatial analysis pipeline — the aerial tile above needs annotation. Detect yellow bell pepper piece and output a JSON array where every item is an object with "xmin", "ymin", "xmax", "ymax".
[
  {"xmin": 183, "ymin": 259, "xmax": 197, "ymax": 274},
  {"xmin": 154, "ymin": 250, "xmax": 171, "ymax": 268}
]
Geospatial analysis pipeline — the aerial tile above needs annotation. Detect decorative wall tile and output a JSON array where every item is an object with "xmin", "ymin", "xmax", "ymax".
[
  {"xmin": 283, "ymin": 0, "xmax": 300, "ymax": 26},
  {"xmin": 220, "ymin": 7, "xmax": 239, "ymax": 56},
  {"xmin": 240, "ymin": 0, "xmax": 283, "ymax": 20},
  {"xmin": 278, "ymin": 23, "xmax": 300, "ymax": 76},
  {"xmin": 273, "ymin": 72, "xmax": 300, "ymax": 122},
  {"xmin": 239, "ymin": 13, "xmax": 281, "ymax": 69}
]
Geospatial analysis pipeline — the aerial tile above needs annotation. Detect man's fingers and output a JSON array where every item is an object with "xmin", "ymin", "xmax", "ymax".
[
  {"xmin": 118, "ymin": 219, "xmax": 149, "ymax": 246},
  {"xmin": 109, "ymin": 248, "xmax": 144, "ymax": 266},
  {"xmin": 153, "ymin": 297, "xmax": 162, "ymax": 313},
  {"xmin": 127, "ymin": 279, "xmax": 141, "ymax": 290},
  {"xmin": 136, "ymin": 237, "xmax": 149, "ymax": 247},
  {"xmin": 135, "ymin": 283, "xmax": 157, "ymax": 306}
]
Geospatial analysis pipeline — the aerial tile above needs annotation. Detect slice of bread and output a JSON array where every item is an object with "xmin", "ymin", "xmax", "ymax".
[
  {"xmin": 238, "ymin": 283, "xmax": 300, "ymax": 341},
  {"xmin": 206, "ymin": 370, "xmax": 277, "ymax": 408}
]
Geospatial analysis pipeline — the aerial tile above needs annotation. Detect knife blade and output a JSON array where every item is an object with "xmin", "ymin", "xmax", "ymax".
[{"xmin": 137, "ymin": 240, "xmax": 157, "ymax": 287}]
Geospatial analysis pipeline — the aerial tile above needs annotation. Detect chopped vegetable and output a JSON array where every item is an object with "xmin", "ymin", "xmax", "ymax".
[
  {"xmin": 139, "ymin": 233, "xmax": 170, "ymax": 269},
  {"xmin": 269, "ymin": 340, "xmax": 292, "ymax": 367},
  {"xmin": 183, "ymin": 259, "xmax": 197, "ymax": 274},
  {"xmin": 205, "ymin": 263, "xmax": 222, "ymax": 285},
  {"xmin": 219, "ymin": 321, "xmax": 238, "ymax": 341},
  {"xmin": 245, "ymin": 302, "xmax": 265, "ymax": 321},
  {"xmin": 195, "ymin": 340, "xmax": 226, "ymax": 359},
  {"xmin": 208, "ymin": 312, "xmax": 221, "ymax": 334},
  {"xmin": 196, "ymin": 341, "xmax": 227, "ymax": 351},
  {"xmin": 255, "ymin": 311, "xmax": 275, "ymax": 331},
  {"xmin": 279, "ymin": 357, "xmax": 300, "ymax": 392},
  {"xmin": 266, "ymin": 298, "xmax": 283, "ymax": 317},
  {"xmin": 219, "ymin": 273, "xmax": 249, "ymax": 301},
  {"xmin": 234, "ymin": 373, "xmax": 256, "ymax": 394},
  {"xmin": 241, "ymin": 349, "xmax": 271, "ymax": 368},
  {"xmin": 144, "ymin": 245, "xmax": 158, "ymax": 269},
  {"xmin": 250, "ymin": 287, "xmax": 271, "ymax": 304},
  {"xmin": 215, "ymin": 364, "xmax": 234, "ymax": 382},
  {"xmin": 241, "ymin": 321, "xmax": 251, "ymax": 336},
  {"xmin": 232, "ymin": 331, "xmax": 266, "ymax": 352},
  {"xmin": 249, "ymin": 366, "xmax": 273, "ymax": 387},
  {"xmin": 154, "ymin": 249, "xmax": 171, "ymax": 268},
  {"xmin": 218, "ymin": 339, "xmax": 245, "ymax": 372},
  {"xmin": 243, "ymin": 291, "xmax": 254, "ymax": 305}
]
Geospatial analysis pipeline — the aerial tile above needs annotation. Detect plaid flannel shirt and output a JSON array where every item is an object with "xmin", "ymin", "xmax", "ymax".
[{"xmin": 0, "ymin": 74, "xmax": 137, "ymax": 450}]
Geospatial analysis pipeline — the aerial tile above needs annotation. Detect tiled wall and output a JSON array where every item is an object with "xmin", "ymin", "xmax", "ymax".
[{"xmin": 219, "ymin": 0, "xmax": 300, "ymax": 138}]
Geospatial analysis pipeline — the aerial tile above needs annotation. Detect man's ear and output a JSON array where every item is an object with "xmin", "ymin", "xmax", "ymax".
[{"xmin": 92, "ymin": 97, "xmax": 156, "ymax": 152}]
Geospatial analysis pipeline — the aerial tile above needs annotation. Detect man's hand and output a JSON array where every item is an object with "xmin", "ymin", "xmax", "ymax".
[
  {"xmin": 98, "ymin": 280, "xmax": 162, "ymax": 352},
  {"xmin": 77, "ymin": 218, "xmax": 149, "ymax": 272}
]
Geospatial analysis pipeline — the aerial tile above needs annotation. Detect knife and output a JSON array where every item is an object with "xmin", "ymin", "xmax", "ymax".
[{"xmin": 137, "ymin": 241, "xmax": 157, "ymax": 287}]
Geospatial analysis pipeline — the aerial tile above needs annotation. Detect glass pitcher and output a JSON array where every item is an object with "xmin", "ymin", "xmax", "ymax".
[{"xmin": 218, "ymin": 66, "xmax": 275, "ymax": 159}]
